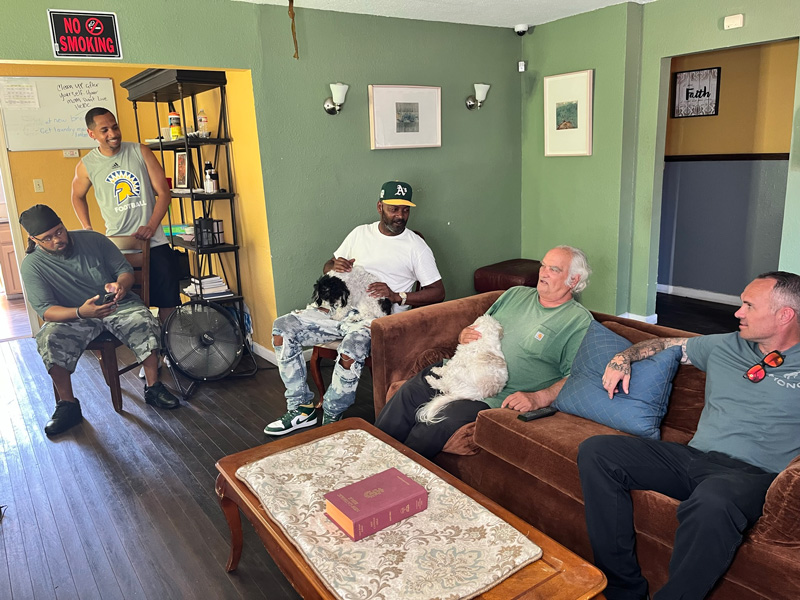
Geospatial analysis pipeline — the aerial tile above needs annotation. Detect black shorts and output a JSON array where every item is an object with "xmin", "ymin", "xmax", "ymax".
[{"xmin": 149, "ymin": 243, "xmax": 181, "ymax": 308}]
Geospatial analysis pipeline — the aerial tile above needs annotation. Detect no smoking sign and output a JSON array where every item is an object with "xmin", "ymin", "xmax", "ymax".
[{"xmin": 48, "ymin": 9, "xmax": 122, "ymax": 59}]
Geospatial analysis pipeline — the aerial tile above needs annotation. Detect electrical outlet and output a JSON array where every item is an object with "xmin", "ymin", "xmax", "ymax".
[
  {"xmin": 63, "ymin": 149, "xmax": 80, "ymax": 158},
  {"xmin": 33, "ymin": 179, "xmax": 44, "ymax": 193},
  {"xmin": 724, "ymin": 14, "xmax": 744, "ymax": 29},
  {"xmin": 518, "ymin": 60, "xmax": 527, "ymax": 72}
]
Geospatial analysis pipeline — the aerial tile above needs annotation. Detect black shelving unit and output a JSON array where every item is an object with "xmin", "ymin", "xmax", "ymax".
[
  {"xmin": 120, "ymin": 68, "xmax": 256, "ymax": 396},
  {"xmin": 120, "ymin": 68, "xmax": 241, "ymax": 302}
]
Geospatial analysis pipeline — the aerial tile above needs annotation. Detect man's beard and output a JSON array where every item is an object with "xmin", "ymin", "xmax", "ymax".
[
  {"xmin": 42, "ymin": 236, "xmax": 74, "ymax": 258},
  {"xmin": 381, "ymin": 214, "xmax": 407, "ymax": 235}
]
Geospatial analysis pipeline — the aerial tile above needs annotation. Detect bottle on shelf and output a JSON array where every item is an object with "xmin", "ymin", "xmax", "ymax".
[
  {"xmin": 197, "ymin": 109, "xmax": 209, "ymax": 137},
  {"xmin": 168, "ymin": 110, "xmax": 182, "ymax": 140},
  {"xmin": 204, "ymin": 164, "xmax": 219, "ymax": 193}
]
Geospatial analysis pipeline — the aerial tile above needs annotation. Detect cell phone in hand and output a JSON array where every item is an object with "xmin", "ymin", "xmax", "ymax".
[{"xmin": 99, "ymin": 292, "xmax": 116, "ymax": 305}]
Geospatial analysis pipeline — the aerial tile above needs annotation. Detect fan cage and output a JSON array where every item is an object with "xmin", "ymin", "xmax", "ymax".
[{"xmin": 163, "ymin": 300, "xmax": 244, "ymax": 381}]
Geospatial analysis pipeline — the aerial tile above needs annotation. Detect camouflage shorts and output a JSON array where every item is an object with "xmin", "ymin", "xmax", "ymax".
[{"xmin": 36, "ymin": 301, "xmax": 161, "ymax": 374}]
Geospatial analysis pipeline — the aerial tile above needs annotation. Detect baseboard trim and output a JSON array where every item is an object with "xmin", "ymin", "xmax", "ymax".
[
  {"xmin": 251, "ymin": 343, "xmax": 312, "ymax": 366},
  {"xmin": 617, "ymin": 312, "xmax": 658, "ymax": 324},
  {"xmin": 657, "ymin": 284, "xmax": 739, "ymax": 306}
]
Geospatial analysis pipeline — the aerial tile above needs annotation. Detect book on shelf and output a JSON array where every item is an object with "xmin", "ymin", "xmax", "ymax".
[
  {"xmin": 183, "ymin": 281, "xmax": 230, "ymax": 295},
  {"xmin": 163, "ymin": 223, "xmax": 193, "ymax": 235},
  {"xmin": 200, "ymin": 291, "xmax": 235, "ymax": 299},
  {"xmin": 324, "ymin": 468, "xmax": 427, "ymax": 541},
  {"xmin": 191, "ymin": 274, "xmax": 225, "ymax": 284}
]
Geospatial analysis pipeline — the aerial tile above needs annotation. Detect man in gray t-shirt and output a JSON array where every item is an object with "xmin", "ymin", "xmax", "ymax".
[
  {"xmin": 18, "ymin": 204, "xmax": 181, "ymax": 438},
  {"xmin": 580, "ymin": 271, "xmax": 800, "ymax": 600}
]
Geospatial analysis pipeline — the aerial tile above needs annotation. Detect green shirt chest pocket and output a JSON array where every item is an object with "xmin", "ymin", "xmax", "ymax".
[{"xmin": 517, "ymin": 324, "xmax": 559, "ymax": 362}]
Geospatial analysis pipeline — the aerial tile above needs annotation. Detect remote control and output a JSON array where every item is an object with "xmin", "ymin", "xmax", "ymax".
[{"xmin": 517, "ymin": 406, "xmax": 558, "ymax": 421}]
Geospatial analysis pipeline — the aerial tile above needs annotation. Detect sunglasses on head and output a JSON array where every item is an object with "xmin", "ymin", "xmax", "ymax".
[{"xmin": 744, "ymin": 350, "xmax": 785, "ymax": 383}]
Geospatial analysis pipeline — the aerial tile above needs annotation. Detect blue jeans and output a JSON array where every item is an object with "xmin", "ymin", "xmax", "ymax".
[
  {"xmin": 273, "ymin": 307, "xmax": 371, "ymax": 416},
  {"xmin": 578, "ymin": 435, "xmax": 777, "ymax": 600}
]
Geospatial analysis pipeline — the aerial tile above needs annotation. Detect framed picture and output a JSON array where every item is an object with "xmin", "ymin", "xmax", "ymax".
[
  {"xmin": 368, "ymin": 85, "xmax": 441, "ymax": 150},
  {"xmin": 174, "ymin": 151, "xmax": 188, "ymax": 188},
  {"xmin": 672, "ymin": 67, "xmax": 721, "ymax": 118},
  {"xmin": 543, "ymin": 70, "xmax": 594, "ymax": 157}
]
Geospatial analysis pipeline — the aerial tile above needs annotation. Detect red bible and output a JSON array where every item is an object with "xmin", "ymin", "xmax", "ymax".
[{"xmin": 324, "ymin": 468, "xmax": 428, "ymax": 541}]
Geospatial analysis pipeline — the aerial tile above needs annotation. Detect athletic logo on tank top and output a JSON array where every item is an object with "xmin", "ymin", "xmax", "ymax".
[{"xmin": 105, "ymin": 169, "xmax": 142, "ymax": 209}]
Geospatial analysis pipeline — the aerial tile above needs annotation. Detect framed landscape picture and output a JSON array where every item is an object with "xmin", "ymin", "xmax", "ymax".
[
  {"xmin": 543, "ymin": 70, "xmax": 594, "ymax": 157},
  {"xmin": 672, "ymin": 67, "xmax": 721, "ymax": 118},
  {"xmin": 368, "ymin": 85, "xmax": 441, "ymax": 150}
]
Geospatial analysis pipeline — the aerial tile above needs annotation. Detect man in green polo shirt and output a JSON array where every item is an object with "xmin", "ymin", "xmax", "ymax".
[{"xmin": 376, "ymin": 245, "xmax": 593, "ymax": 458}]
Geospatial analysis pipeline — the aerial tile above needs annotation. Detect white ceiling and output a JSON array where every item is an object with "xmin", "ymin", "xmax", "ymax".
[{"xmin": 233, "ymin": 0, "xmax": 656, "ymax": 28}]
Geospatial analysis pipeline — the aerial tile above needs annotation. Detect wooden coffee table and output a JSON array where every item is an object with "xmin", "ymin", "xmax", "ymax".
[{"xmin": 215, "ymin": 418, "xmax": 606, "ymax": 600}]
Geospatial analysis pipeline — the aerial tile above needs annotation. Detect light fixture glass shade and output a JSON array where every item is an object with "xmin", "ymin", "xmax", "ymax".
[
  {"xmin": 474, "ymin": 83, "xmax": 490, "ymax": 103},
  {"xmin": 331, "ymin": 83, "xmax": 349, "ymax": 105}
]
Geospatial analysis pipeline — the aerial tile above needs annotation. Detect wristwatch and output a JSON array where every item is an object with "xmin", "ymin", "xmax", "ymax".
[{"xmin": 398, "ymin": 292, "xmax": 408, "ymax": 306}]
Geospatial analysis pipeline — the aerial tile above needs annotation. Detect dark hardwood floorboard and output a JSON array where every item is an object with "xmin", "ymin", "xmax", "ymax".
[
  {"xmin": 0, "ymin": 294, "xmax": 31, "ymax": 341},
  {"xmin": 3, "ymin": 364, "xmax": 100, "ymax": 600},
  {"xmin": 0, "ymin": 401, "xmax": 36, "ymax": 600},
  {"xmin": 656, "ymin": 292, "xmax": 739, "ymax": 335},
  {"xmin": 0, "ymin": 335, "xmax": 388, "ymax": 600}
]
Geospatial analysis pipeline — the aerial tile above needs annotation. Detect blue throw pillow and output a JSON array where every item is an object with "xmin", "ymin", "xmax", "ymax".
[{"xmin": 553, "ymin": 321, "xmax": 682, "ymax": 439}]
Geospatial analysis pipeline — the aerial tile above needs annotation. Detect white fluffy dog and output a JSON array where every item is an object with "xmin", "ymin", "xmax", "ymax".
[
  {"xmin": 310, "ymin": 265, "xmax": 393, "ymax": 323},
  {"xmin": 416, "ymin": 314, "xmax": 508, "ymax": 424}
]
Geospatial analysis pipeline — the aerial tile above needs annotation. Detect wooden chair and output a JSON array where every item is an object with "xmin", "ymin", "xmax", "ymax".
[
  {"xmin": 309, "ymin": 342, "xmax": 371, "ymax": 407},
  {"xmin": 54, "ymin": 236, "xmax": 150, "ymax": 413}
]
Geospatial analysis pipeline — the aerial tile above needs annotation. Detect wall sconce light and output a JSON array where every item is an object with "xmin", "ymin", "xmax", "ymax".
[
  {"xmin": 465, "ymin": 83, "xmax": 491, "ymax": 110},
  {"xmin": 323, "ymin": 82, "xmax": 349, "ymax": 115}
]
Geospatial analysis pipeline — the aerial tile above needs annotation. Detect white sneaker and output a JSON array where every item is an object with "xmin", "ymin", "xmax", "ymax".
[{"xmin": 264, "ymin": 405, "xmax": 318, "ymax": 436}]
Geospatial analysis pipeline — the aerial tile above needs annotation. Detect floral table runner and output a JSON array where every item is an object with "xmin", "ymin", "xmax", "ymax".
[{"xmin": 237, "ymin": 429, "xmax": 541, "ymax": 600}]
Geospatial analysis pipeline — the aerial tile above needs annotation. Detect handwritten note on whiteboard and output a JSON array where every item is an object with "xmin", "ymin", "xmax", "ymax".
[{"xmin": 0, "ymin": 77, "xmax": 116, "ymax": 151}]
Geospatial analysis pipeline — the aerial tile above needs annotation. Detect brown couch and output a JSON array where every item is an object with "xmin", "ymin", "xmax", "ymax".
[{"xmin": 371, "ymin": 291, "xmax": 800, "ymax": 599}]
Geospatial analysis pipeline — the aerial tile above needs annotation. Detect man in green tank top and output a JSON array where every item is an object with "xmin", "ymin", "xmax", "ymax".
[{"xmin": 71, "ymin": 108, "xmax": 179, "ymax": 328}]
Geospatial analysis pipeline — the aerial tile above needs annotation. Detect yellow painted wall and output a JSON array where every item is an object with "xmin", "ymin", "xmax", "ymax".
[
  {"xmin": 2, "ymin": 63, "xmax": 143, "ymax": 230},
  {"xmin": 217, "ymin": 70, "xmax": 275, "ymax": 350},
  {"xmin": 0, "ymin": 62, "xmax": 276, "ymax": 348},
  {"xmin": 665, "ymin": 39, "xmax": 799, "ymax": 155}
]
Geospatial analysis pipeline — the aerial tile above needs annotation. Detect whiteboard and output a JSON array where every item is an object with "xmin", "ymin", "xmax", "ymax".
[{"xmin": 0, "ymin": 76, "xmax": 116, "ymax": 151}]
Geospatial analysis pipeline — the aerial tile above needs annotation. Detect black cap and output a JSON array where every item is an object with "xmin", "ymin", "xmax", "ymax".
[{"xmin": 19, "ymin": 204, "xmax": 62, "ymax": 237}]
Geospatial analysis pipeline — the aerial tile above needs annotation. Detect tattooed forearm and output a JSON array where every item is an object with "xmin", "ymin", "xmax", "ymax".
[{"xmin": 611, "ymin": 337, "xmax": 690, "ymax": 367}]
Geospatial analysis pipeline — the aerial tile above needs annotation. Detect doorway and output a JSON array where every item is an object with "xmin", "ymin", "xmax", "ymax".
[
  {"xmin": 656, "ymin": 39, "xmax": 798, "ymax": 330},
  {"xmin": 0, "ymin": 165, "xmax": 31, "ymax": 341}
]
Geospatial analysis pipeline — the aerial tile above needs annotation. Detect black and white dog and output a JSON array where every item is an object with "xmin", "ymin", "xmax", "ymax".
[{"xmin": 311, "ymin": 265, "xmax": 393, "ymax": 323}]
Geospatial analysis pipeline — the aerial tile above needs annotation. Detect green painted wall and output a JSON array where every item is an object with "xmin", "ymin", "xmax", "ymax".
[
  {"xmin": 254, "ymin": 9, "xmax": 522, "ymax": 314},
  {"xmin": 521, "ymin": 3, "xmax": 640, "ymax": 314},
  {"xmin": 632, "ymin": 0, "xmax": 800, "ymax": 315},
  {"xmin": 521, "ymin": 0, "xmax": 800, "ymax": 317},
  {"xmin": 0, "ymin": 0, "xmax": 521, "ymax": 318}
]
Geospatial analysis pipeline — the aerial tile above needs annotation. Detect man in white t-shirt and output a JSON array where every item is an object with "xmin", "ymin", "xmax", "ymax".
[{"xmin": 265, "ymin": 181, "xmax": 445, "ymax": 435}]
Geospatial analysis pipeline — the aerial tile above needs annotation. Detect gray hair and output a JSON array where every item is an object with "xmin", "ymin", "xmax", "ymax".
[
  {"xmin": 556, "ymin": 245, "xmax": 592, "ymax": 294},
  {"xmin": 758, "ymin": 271, "xmax": 800, "ymax": 322}
]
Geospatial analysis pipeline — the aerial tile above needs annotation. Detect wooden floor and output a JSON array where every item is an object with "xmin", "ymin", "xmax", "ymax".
[
  {"xmin": 0, "ymin": 292, "xmax": 738, "ymax": 599},
  {"xmin": 0, "ymin": 339, "xmax": 375, "ymax": 600},
  {"xmin": 0, "ymin": 293, "xmax": 31, "ymax": 341}
]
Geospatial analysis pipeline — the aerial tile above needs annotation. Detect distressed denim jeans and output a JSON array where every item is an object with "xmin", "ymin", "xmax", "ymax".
[{"xmin": 273, "ymin": 307, "xmax": 371, "ymax": 416}]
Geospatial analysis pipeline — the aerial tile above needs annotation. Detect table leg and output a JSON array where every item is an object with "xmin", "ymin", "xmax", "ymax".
[{"xmin": 215, "ymin": 474, "xmax": 244, "ymax": 572}]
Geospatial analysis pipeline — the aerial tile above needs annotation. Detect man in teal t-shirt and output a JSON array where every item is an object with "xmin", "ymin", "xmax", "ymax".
[
  {"xmin": 18, "ymin": 204, "xmax": 180, "ymax": 438},
  {"xmin": 376, "ymin": 245, "xmax": 593, "ymax": 458},
  {"xmin": 580, "ymin": 271, "xmax": 800, "ymax": 600}
]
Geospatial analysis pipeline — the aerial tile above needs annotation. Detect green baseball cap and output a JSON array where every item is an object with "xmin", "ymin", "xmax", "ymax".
[{"xmin": 380, "ymin": 181, "xmax": 415, "ymax": 206}]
